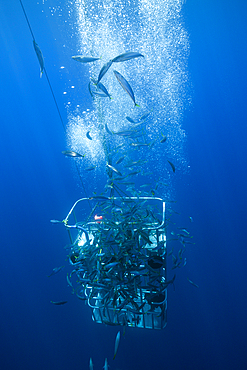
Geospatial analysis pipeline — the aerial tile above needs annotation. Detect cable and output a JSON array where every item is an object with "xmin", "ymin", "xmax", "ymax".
[
  {"xmin": 19, "ymin": 0, "xmax": 35, "ymax": 40},
  {"xmin": 19, "ymin": 0, "xmax": 89, "ymax": 200}
]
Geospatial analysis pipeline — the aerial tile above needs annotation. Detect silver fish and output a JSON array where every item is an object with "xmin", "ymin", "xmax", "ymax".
[
  {"xmin": 113, "ymin": 331, "xmax": 120, "ymax": 360},
  {"xmin": 47, "ymin": 265, "xmax": 65, "ymax": 277},
  {"xmin": 106, "ymin": 163, "xmax": 122, "ymax": 176},
  {"xmin": 88, "ymin": 82, "xmax": 95, "ymax": 99},
  {"xmin": 104, "ymin": 262, "xmax": 119, "ymax": 269},
  {"xmin": 50, "ymin": 219, "xmax": 63, "ymax": 223},
  {"xmin": 187, "ymin": 278, "xmax": 199, "ymax": 288},
  {"xmin": 140, "ymin": 183, "xmax": 152, "ymax": 188},
  {"xmin": 66, "ymin": 273, "xmax": 74, "ymax": 290},
  {"xmin": 50, "ymin": 300, "xmax": 68, "ymax": 305},
  {"xmin": 97, "ymin": 60, "xmax": 113, "ymax": 84},
  {"xmin": 127, "ymin": 171, "xmax": 140, "ymax": 176},
  {"xmin": 116, "ymin": 156, "xmax": 125, "ymax": 164},
  {"xmin": 139, "ymin": 110, "xmax": 152, "ymax": 121},
  {"xmin": 130, "ymin": 142, "xmax": 149, "ymax": 147},
  {"xmin": 92, "ymin": 91, "xmax": 108, "ymax": 98},
  {"xmin": 105, "ymin": 123, "xmax": 113, "ymax": 135},
  {"xmin": 126, "ymin": 116, "xmax": 137, "ymax": 123},
  {"xmin": 86, "ymin": 131, "xmax": 92, "ymax": 140},
  {"xmin": 178, "ymin": 228, "xmax": 190, "ymax": 235},
  {"xmin": 85, "ymin": 166, "xmax": 96, "ymax": 171},
  {"xmin": 125, "ymin": 160, "xmax": 147, "ymax": 167},
  {"xmin": 62, "ymin": 150, "xmax": 84, "ymax": 157},
  {"xmin": 112, "ymin": 52, "xmax": 144, "ymax": 63},
  {"xmin": 113, "ymin": 70, "xmax": 139, "ymax": 107},
  {"xmin": 33, "ymin": 40, "xmax": 44, "ymax": 77},
  {"xmin": 118, "ymin": 181, "xmax": 135, "ymax": 185},
  {"xmin": 103, "ymin": 358, "xmax": 108, "ymax": 370},
  {"xmin": 72, "ymin": 55, "xmax": 100, "ymax": 63},
  {"xmin": 114, "ymin": 129, "xmax": 137, "ymax": 136},
  {"xmin": 167, "ymin": 160, "xmax": 175, "ymax": 173},
  {"xmin": 97, "ymin": 82, "xmax": 111, "ymax": 99}
]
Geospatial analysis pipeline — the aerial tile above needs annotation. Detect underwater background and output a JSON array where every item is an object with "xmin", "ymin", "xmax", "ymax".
[{"xmin": 1, "ymin": 0, "xmax": 247, "ymax": 369}]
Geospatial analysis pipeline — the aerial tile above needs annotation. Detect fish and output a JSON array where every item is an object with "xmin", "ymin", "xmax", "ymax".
[
  {"xmin": 104, "ymin": 262, "xmax": 119, "ymax": 269},
  {"xmin": 33, "ymin": 40, "xmax": 44, "ymax": 77},
  {"xmin": 111, "ymin": 206, "xmax": 123, "ymax": 214},
  {"xmin": 172, "ymin": 254, "xmax": 181, "ymax": 270},
  {"xmin": 105, "ymin": 123, "xmax": 113, "ymax": 135},
  {"xmin": 125, "ymin": 160, "xmax": 147, "ymax": 167},
  {"xmin": 75, "ymin": 290, "xmax": 87, "ymax": 301},
  {"xmin": 88, "ymin": 81, "xmax": 95, "ymax": 99},
  {"xmin": 127, "ymin": 171, "xmax": 140, "ymax": 176},
  {"xmin": 177, "ymin": 233, "xmax": 193, "ymax": 239},
  {"xmin": 72, "ymin": 55, "xmax": 100, "ymax": 63},
  {"xmin": 140, "ymin": 183, "xmax": 152, "ymax": 188},
  {"xmin": 106, "ymin": 163, "xmax": 122, "ymax": 176},
  {"xmin": 126, "ymin": 116, "xmax": 137, "ymax": 123},
  {"xmin": 113, "ymin": 176, "xmax": 125, "ymax": 181},
  {"xmin": 85, "ymin": 166, "xmax": 96, "ymax": 171},
  {"xmin": 149, "ymin": 139, "xmax": 157, "ymax": 149},
  {"xmin": 116, "ymin": 181, "xmax": 135, "ymax": 186},
  {"xmin": 50, "ymin": 219, "xmax": 63, "ymax": 224},
  {"xmin": 66, "ymin": 273, "xmax": 74, "ymax": 290},
  {"xmin": 189, "ymin": 216, "xmax": 194, "ymax": 222},
  {"xmin": 86, "ymin": 131, "xmax": 92, "ymax": 140},
  {"xmin": 89, "ymin": 358, "xmax": 93, "ymax": 370},
  {"xmin": 112, "ymin": 52, "xmax": 144, "ymax": 63},
  {"xmin": 113, "ymin": 70, "xmax": 139, "ymax": 107},
  {"xmin": 131, "ymin": 121, "xmax": 146, "ymax": 129},
  {"xmin": 50, "ymin": 300, "xmax": 68, "ymax": 305},
  {"xmin": 113, "ymin": 331, "xmax": 120, "ymax": 360},
  {"xmin": 126, "ymin": 132, "xmax": 144, "ymax": 139},
  {"xmin": 47, "ymin": 265, "xmax": 65, "ymax": 277},
  {"xmin": 116, "ymin": 155, "xmax": 125, "ymax": 164},
  {"xmin": 139, "ymin": 230, "xmax": 152, "ymax": 245},
  {"xmin": 130, "ymin": 142, "xmax": 149, "ymax": 147},
  {"xmin": 97, "ymin": 60, "xmax": 113, "ymax": 84},
  {"xmin": 103, "ymin": 358, "xmax": 108, "ymax": 370},
  {"xmin": 97, "ymin": 82, "xmax": 111, "ymax": 99},
  {"xmin": 139, "ymin": 110, "xmax": 152, "ymax": 121},
  {"xmin": 187, "ymin": 277, "xmax": 199, "ymax": 288},
  {"xmin": 62, "ymin": 150, "xmax": 84, "ymax": 157},
  {"xmin": 160, "ymin": 135, "xmax": 167, "ymax": 143},
  {"xmin": 178, "ymin": 228, "xmax": 190, "ymax": 235},
  {"xmin": 168, "ymin": 247, "xmax": 174, "ymax": 256},
  {"xmin": 178, "ymin": 248, "xmax": 185, "ymax": 259},
  {"xmin": 92, "ymin": 91, "xmax": 108, "ymax": 98},
  {"xmin": 160, "ymin": 275, "xmax": 176, "ymax": 292},
  {"xmin": 167, "ymin": 160, "xmax": 175, "ymax": 173},
  {"xmin": 142, "ymin": 171, "xmax": 153, "ymax": 176},
  {"xmin": 114, "ymin": 129, "xmax": 139, "ymax": 137}
]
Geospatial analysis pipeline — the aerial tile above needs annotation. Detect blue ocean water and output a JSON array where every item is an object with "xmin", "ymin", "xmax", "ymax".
[{"xmin": 1, "ymin": 1, "xmax": 247, "ymax": 369}]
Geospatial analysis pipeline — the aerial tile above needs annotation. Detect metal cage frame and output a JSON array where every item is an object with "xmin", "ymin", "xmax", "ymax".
[{"xmin": 63, "ymin": 196, "xmax": 168, "ymax": 329}]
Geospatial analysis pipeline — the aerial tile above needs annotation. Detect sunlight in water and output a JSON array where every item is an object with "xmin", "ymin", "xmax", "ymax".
[{"xmin": 66, "ymin": 0, "xmax": 190, "ymax": 191}]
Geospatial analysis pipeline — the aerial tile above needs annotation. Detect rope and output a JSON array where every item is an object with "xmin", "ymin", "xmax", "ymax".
[{"xmin": 19, "ymin": 0, "xmax": 89, "ymax": 201}]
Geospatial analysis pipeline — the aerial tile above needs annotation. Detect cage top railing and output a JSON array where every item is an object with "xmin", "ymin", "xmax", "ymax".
[{"xmin": 63, "ymin": 196, "xmax": 166, "ymax": 232}]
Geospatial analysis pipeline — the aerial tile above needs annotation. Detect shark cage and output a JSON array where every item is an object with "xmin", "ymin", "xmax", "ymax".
[
  {"xmin": 48, "ymin": 46, "xmax": 181, "ymax": 330},
  {"xmin": 61, "ymin": 195, "xmax": 170, "ymax": 329}
]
